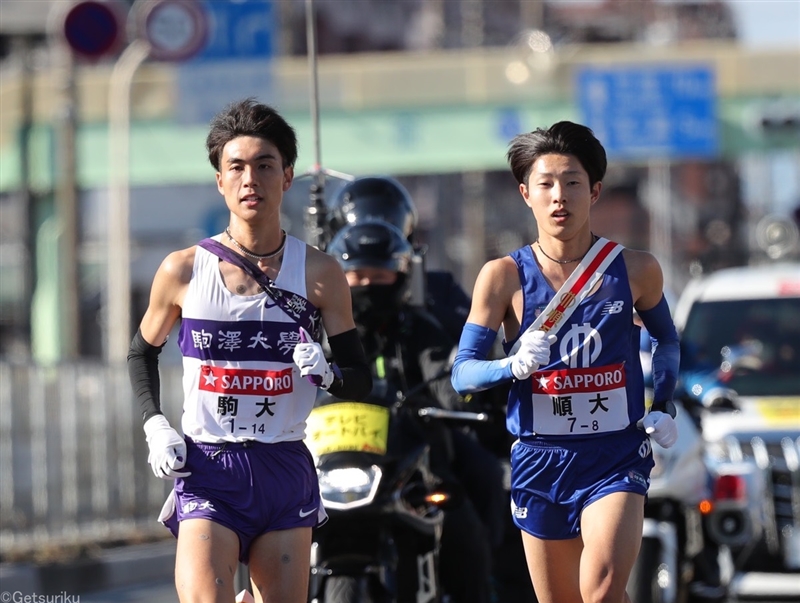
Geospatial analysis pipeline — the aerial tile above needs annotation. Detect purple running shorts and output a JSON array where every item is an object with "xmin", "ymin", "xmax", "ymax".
[{"xmin": 160, "ymin": 438, "xmax": 327, "ymax": 563}]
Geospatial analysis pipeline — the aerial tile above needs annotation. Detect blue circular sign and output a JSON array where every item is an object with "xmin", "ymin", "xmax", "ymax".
[
  {"xmin": 62, "ymin": 0, "xmax": 125, "ymax": 60},
  {"xmin": 133, "ymin": 0, "xmax": 208, "ymax": 62}
]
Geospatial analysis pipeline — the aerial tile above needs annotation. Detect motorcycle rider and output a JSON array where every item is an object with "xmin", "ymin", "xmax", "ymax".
[
  {"xmin": 326, "ymin": 175, "xmax": 535, "ymax": 600},
  {"xmin": 325, "ymin": 175, "xmax": 471, "ymax": 343},
  {"xmin": 326, "ymin": 219, "xmax": 504, "ymax": 603}
]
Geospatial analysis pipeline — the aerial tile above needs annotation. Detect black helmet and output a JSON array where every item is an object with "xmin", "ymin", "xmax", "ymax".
[
  {"xmin": 328, "ymin": 176, "xmax": 418, "ymax": 240},
  {"xmin": 327, "ymin": 220, "xmax": 414, "ymax": 274},
  {"xmin": 328, "ymin": 220, "xmax": 414, "ymax": 329}
]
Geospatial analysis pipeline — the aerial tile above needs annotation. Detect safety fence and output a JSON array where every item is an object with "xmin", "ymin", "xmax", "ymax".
[{"xmin": 0, "ymin": 362, "xmax": 185, "ymax": 557}]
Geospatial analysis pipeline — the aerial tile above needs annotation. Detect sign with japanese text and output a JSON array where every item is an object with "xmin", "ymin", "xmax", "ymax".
[
  {"xmin": 306, "ymin": 403, "xmax": 390, "ymax": 457},
  {"xmin": 576, "ymin": 64, "xmax": 718, "ymax": 159}
]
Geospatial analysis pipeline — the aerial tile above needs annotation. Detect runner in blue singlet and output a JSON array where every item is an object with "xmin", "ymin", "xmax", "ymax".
[{"xmin": 451, "ymin": 121, "xmax": 680, "ymax": 603}]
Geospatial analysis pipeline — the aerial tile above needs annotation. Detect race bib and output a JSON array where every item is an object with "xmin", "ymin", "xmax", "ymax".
[{"xmin": 530, "ymin": 363, "xmax": 630, "ymax": 435}]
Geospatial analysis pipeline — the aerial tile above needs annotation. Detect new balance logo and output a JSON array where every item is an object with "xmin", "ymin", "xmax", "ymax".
[{"xmin": 603, "ymin": 300, "xmax": 625, "ymax": 315}]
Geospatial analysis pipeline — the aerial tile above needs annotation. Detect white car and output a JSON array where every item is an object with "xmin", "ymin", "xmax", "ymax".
[{"xmin": 673, "ymin": 262, "xmax": 800, "ymax": 598}]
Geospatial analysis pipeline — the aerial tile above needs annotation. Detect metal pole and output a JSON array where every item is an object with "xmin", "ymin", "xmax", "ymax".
[
  {"xmin": 303, "ymin": 0, "xmax": 327, "ymax": 249},
  {"xmin": 106, "ymin": 39, "xmax": 150, "ymax": 365},
  {"xmin": 521, "ymin": 0, "xmax": 544, "ymax": 30},
  {"xmin": 54, "ymin": 36, "xmax": 81, "ymax": 360},
  {"xmin": 13, "ymin": 35, "xmax": 36, "ymax": 356},
  {"xmin": 647, "ymin": 160, "xmax": 674, "ymax": 293}
]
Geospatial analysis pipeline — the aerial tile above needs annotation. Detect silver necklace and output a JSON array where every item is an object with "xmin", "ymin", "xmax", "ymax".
[
  {"xmin": 535, "ymin": 234, "xmax": 597, "ymax": 265},
  {"xmin": 225, "ymin": 227, "xmax": 286, "ymax": 261}
]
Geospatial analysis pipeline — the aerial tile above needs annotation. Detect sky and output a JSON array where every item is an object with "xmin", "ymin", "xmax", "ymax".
[
  {"xmin": 547, "ymin": 1, "xmax": 799, "ymax": 49},
  {"xmin": 724, "ymin": 0, "xmax": 800, "ymax": 49}
]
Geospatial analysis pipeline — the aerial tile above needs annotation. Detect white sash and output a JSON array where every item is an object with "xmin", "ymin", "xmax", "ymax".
[{"xmin": 509, "ymin": 237, "xmax": 624, "ymax": 355}]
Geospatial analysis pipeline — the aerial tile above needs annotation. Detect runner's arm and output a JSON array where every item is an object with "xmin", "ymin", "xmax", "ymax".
[
  {"xmin": 639, "ymin": 295, "xmax": 680, "ymax": 414},
  {"xmin": 451, "ymin": 259, "xmax": 517, "ymax": 394},
  {"xmin": 628, "ymin": 250, "xmax": 679, "ymax": 414},
  {"xmin": 128, "ymin": 249, "xmax": 189, "ymax": 423},
  {"xmin": 451, "ymin": 323, "xmax": 513, "ymax": 394},
  {"xmin": 326, "ymin": 328, "xmax": 372, "ymax": 400}
]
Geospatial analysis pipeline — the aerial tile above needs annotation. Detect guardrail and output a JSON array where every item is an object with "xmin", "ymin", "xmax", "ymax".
[{"xmin": 0, "ymin": 361, "xmax": 184, "ymax": 556}]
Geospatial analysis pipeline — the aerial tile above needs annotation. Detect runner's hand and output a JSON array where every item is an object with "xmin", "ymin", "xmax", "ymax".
[
  {"xmin": 642, "ymin": 411, "xmax": 678, "ymax": 449},
  {"xmin": 143, "ymin": 415, "xmax": 191, "ymax": 479},
  {"xmin": 511, "ymin": 330, "xmax": 557, "ymax": 380},
  {"xmin": 293, "ymin": 327, "xmax": 334, "ymax": 389}
]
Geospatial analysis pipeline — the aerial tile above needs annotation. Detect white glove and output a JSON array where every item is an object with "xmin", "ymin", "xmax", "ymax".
[
  {"xmin": 143, "ymin": 415, "xmax": 191, "ymax": 479},
  {"xmin": 510, "ymin": 330, "xmax": 557, "ymax": 380},
  {"xmin": 293, "ymin": 327, "xmax": 334, "ymax": 389},
  {"xmin": 642, "ymin": 411, "xmax": 678, "ymax": 449}
]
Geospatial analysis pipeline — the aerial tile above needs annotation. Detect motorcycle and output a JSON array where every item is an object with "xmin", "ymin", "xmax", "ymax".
[
  {"xmin": 627, "ymin": 396, "xmax": 726, "ymax": 603},
  {"xmin": 305, "ymin": 380, "xmax": 489, "ymax": 603}
]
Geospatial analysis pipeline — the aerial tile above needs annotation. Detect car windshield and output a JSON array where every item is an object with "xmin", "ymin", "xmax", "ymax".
[{"xmin": 680, "ymin": 297, "xmax": 800, "ymax": 396}]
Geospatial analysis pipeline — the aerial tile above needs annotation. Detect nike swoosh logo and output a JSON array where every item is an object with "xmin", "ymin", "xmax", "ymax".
[{"xmin": 299, "ymin": 507, "xmax": 317, "ymax": 518}]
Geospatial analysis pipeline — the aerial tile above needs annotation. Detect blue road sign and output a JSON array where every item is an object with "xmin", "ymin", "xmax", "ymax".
[
  {"xmin": 190, "ymin": 0, "xmax": 274, "ymax": 62},
  {"xmin": 576, "ymin": 65, "xmax": 718, "ymax": 159},
  {"xmin": 176, "ymin": 0, "xmax": 275, "ymax": 124}
]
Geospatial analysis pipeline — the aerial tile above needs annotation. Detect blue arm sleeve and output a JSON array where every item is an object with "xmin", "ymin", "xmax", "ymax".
[
  {"xmin": 451, "ymin": 323, "xmax": 514, "ymax": 394},
  {"xmin": 638, "ymin": 295, "xmax": 680, "ymax": 411}
]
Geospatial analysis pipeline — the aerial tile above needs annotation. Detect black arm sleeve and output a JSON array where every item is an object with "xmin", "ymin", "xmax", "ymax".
[
  {"xmin": 127, "ymin": 329, "xmax": 167, "ymax": 424},
  {"xmin": 326, "ymin": 328, "xmax": 373, "ymax": 401}
]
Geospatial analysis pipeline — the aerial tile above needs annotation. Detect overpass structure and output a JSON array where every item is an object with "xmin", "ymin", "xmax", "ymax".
[{"xmin": 0, "ymin": 40, "xmax": 798, "ymax": 191}]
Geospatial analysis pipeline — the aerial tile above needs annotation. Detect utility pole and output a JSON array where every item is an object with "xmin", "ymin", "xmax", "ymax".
[
  {"xmin": 461, "ymin": 0, "xmax": 486, "ymax": 288},
  {"xmin": 647, "ymin": 161, "xmax": 674, "ymax": 293},
  {"xmin": 107, "ymin": 39, "xmax": 150, "ymax": 364},
  {"xmin": 521, "ymin": 0, "xmax": 545, "ymax": 30},
  {"xmin": 13, "ymin": 35, "xmax": 36, "ymax": 356},
  {"xmin": 53, "ymin": 31, "xmax": 81, "ymax": 360}
]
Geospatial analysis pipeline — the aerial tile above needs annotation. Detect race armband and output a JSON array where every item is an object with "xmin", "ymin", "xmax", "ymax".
[
  {"xmin": 326, "ymin": 328, "xmax": 372, "ymax": 401},
  {"xmin": 128, "ymin": 329, "xmax": 167, "ymax": 423},
  {"xmin": 451, "ymin": 323, "xmax": 513, "ymax": 394},
  {"xmin": 638, "ymin": 295, "xmax": 680, "ymax": 408}
]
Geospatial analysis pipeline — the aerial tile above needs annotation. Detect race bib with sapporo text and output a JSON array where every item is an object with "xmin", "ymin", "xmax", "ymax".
[{"xmin": 530, "ymin": 363, "xmax": 630, "ymax": 435}]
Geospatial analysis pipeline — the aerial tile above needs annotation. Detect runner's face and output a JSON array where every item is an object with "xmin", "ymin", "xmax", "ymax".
[
  {"xmin": 216, "ymin": 136, "xmax": 293, "ymax": 224},
  {"xmin": 520, "ymin": 153, "xmax": 600, "ymax": 238}
]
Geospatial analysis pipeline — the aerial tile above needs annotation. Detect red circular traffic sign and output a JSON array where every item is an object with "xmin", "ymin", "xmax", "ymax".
[
  {"xmin": 132, "ymin": 0, "xmax": 208, "ymax": 62},
  {"xmin": 62, "ymin": 0, "xmax": 126, "ymax": 60}
]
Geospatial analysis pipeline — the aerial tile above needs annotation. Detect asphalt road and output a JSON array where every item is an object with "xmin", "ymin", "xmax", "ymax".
[
  {"xmin": 4, "ymin": 543, "xmax": 796, "ymax": 603},
  {"xmin": 79, "ymin": 579, "xmax": 177, "ymax": 603},
  {"xmin": 74, "ymin": 575, "xmax": 800, "ymax": 603}
]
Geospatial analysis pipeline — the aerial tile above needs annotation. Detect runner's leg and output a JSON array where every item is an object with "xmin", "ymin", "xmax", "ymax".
[
  {"xmin": 579, "ymin": 491, "xmax": 644, "ymax": 603},
  {"xmin": 247, "ymin": 527, "xmax": 313, "ymax": 603},
  {"xmin": 521, "ymin": 532, "xmax": 582, "ymax": 603},
  {"xmin": 175, "ymin": 518, "xmax": 241, "ymax": 603}
]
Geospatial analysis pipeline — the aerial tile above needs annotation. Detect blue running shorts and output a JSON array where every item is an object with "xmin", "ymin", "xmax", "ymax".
[
  {"xmin": 509, "ymin": 427, "xmax": 654, "ymax": 540},
  {"xmin": 161, "ymin": 438, "xmax": 327, "ymax": 563}
]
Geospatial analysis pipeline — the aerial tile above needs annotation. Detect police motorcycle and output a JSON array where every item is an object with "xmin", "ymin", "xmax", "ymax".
[{"xmin": 305, "ymin": 376, "xmax": 489, "ymax": 603}]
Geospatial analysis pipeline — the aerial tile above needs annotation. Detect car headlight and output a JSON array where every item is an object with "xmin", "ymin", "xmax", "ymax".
[{"xmin": 318, "ymin": 465, "xmax": 382, "ymax": 509}]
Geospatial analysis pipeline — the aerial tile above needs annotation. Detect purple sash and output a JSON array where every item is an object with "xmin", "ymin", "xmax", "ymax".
[{"xmin": 198, "ymin": 238, "xmax": 320, "ymax": 336}]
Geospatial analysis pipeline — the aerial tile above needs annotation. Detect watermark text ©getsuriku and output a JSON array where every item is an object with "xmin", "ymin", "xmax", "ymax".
[{"xmin": 0, "ymin": 592, "xmax": 79, "ymax": 603}]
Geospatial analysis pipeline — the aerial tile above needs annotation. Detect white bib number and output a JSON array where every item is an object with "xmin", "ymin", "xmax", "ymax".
[{"xmin": 529, "ymin": 363, "xmax": 631, "ymax": 435}]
